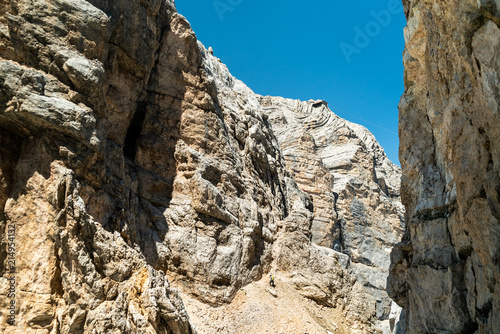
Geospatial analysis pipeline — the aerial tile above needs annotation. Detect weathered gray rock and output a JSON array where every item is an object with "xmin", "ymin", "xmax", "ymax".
[
  {"xmin": 259, "ymin": 97, "xmax": 405, "ymax": 333},
  {"xmin": 0, "ymin": 0, "xmax": 399, "ymax": 333},
  {"xmin": 388, "ymin": 0, "xmax": 500, "ymax": 333},
  {"xmin": 201, "ymin": 44, "xmax": 405, "ymax": 333},
  {"xmin": 200, "ymin": 45, "xmax": 387, "ymax": 332},
  {"xmin": 0, "ymin": 1, "xmax": 198, "ymax": 332}
]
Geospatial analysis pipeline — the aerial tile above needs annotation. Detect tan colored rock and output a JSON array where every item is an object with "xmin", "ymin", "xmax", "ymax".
[
  {"xmin": 260, "ymin": 98, "xmax": 405, "ymax": 333},
  {"xmin": 0, "ymin": 0, "xmax": 388, "ymax": 333},
  {"xmin": 0, "ymin": 0, "xmax": 196, "ymax": 332},
  {"xmin": 388, "ymin": 0, "xmax": 500, "ymax": 333},
  {"xmin": 201, "ymin": 43, "xmax": 405, "ymax": 332}
]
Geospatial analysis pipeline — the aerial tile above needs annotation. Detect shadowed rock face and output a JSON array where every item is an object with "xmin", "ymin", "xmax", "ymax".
[
  {"xmin": 388, "ymin": 0, "xmax": 500, "ymax": 333},
  {"xmin": 0, "ymin": 0, "xmax": 401, "ymax": 333},
  {"xmin": 0, "ymin": 0, "xmax": 196, "ymax": 332}
]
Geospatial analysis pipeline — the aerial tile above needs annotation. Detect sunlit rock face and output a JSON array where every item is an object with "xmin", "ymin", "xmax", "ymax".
[
  {"xmin": 258, "ymin": 97, "xmax": 405, "ymax": 332},
  {"xmin": 0, "ymin": 0, "xmax": 404, "ymax": 333},
  {"xmin": 202, "ymin": 46, "xmax": 405, "ymax": 332},
  {"xmin": 388, "ymin": 0, "xmax": 500, "ymax": 333}
]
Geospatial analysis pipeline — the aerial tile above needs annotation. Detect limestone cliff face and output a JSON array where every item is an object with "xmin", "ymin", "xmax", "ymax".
[
  {"xmin": 388, "ymin": 0, "xmax": 500, "ymax": 333},
  {"xmin": 202, "ymin": 47, "xmax": 405, "ymax": 332},
  {"xmin": 259, "ymin": 97, "xmax": 404, "ymax": 329},
  {"xmin": 0, "ymin": 0, "xmax": 400, "ymax": 333}
]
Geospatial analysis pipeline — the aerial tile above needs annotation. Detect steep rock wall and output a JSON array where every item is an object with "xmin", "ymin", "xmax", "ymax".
[
  {"xmin": 388, "ymin": 0, "xmax": 500, "ymax": 333},
  {"xmin": 260, "ymin": 97, "xmax": 404, "ymax": 330},
  {"xmin": 202, "ymin": 46, "xmax": 405, "ymax": 333},
  {"xmin": 199, "ymin": 44, "xmax": 383, "ymax": 333},
  {"xmin": 0, "ymin": 0, "xmax": 388, "ymax": 333}
]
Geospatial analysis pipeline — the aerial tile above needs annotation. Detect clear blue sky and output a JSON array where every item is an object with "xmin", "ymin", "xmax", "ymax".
[{"xmin": 177, "ymin": 0, "xmax": 406, "ymax": 165}]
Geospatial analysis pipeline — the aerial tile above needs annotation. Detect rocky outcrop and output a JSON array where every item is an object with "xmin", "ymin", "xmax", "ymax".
[
  {"xmin": 259, "ymin": 98, "xmax": 404, "ymax": 332},
  {"xmin": 0, "ymin": 0, "xmax": 198, "ymax": 332},
  {"xmin": 199, "ymin": 44, "xmax": 387, "ymax": 333},
  {"xmin": 0, "ymin": 0, "xmax": 402, "ymax": 333},
  {"xmin": 388, "ymin": 0, "xmax": 500, "ymax": 333},
  {"xmin": 202, "ymin": 45, "xmax": 405, "ymax": 332}
]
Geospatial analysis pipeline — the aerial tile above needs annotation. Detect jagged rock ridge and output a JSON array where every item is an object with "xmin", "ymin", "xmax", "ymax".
[{"xmin": 388, "ymin": 0, "xmax": 500, "ymax": 333}]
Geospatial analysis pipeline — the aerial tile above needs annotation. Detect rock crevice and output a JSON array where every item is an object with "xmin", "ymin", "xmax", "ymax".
[
  {"xmin": 389, "ymin": 1, "xmax": 500, "ymax": 333},
  {"xmin": 0, "ymin": 1, "xmax": 405, "ymax": 333}
]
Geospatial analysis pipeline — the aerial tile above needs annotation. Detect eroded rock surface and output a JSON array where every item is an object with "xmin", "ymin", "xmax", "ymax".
[
  {"xmin": 201, "ymin": 46, "xmax": 405, "ymax": 333},
  {"xmin": 388, "ymin": 0, "xmax": 500, "ymax": 333},
  {"xmin": 260, "ymin": 98, "xmax": 405, "ymax": 332},
  {"xmin": 0, "ymin": 0, "xmax": 400, "ymax": 333}
]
